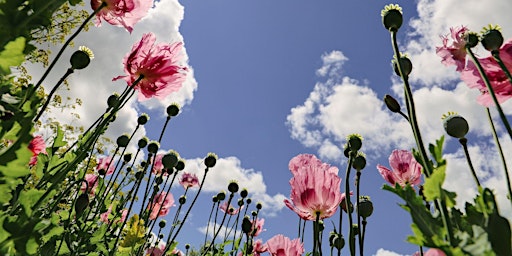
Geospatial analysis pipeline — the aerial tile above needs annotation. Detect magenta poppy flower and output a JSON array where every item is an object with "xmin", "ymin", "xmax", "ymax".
[
  {"xmin": 238, "ymin": 239, "xmax": 267, "ymax": 256},
  {"xmin": 90, "ymin": 0, "xmax": 152, "ymax": 33},
  {"xmin": 146, "ymin": 242, "xmax": 165, "ymax": 256},
  {"xmin": 148, "ymin": 191, "xmax": 174, "ymax": 220},
  {"xmin": 179, "ymin": 172, "xmax": 199, "ymax": 189},
  {"xmin": 377, "ymin": 150, "xmax": 422, "ymax": 188},
  {"xmin": 96, "ymin": 156, "xmax": 115, "ymax": 175},
  {"xmin": 113, "ymin": 33, "xmax": 188, "ymax": 101},
  {"xmin": 460, "ymin": 40, "xmax": 512, "ymax": 106},
  {"xmin": 284, "ymin": 160, "xmax": 343, "ymax": 221},
  {"xmin": 28, "ymin": 135, "xmax": 46, "ymax": 166},
  {"xmin": 436, "ymin": 26, "xmax": 469, "ymax": 71},
  {"xmin": 265, "ymin": 235, "xmax": 304, "ymax": 256},
  {"xmin": 80, "ymin": 173, "xmax": 99, "ymax": 194},
  {"xmin": 220, "ymin": 201, "xmax": 242, "ymax": 216},
  {"xmin": 288, "ymin": 153, "xmax": 338, "ymax": 176}
]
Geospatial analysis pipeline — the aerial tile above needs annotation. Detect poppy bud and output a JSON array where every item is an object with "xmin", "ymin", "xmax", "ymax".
[
  {"xmin": 393, "ymin": 55, "xmax": 413, "ymax": 77},
  {"xmin": 75, "ymin": 193, "xmax": 89, "ymax": 217},
  {"xmin": 384, "ymin": 94, "xmax": 401, "ymax": 113}
]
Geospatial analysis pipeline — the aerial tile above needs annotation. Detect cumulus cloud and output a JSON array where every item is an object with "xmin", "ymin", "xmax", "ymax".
[
  {"xmin": 179, "ymin": 156, "xmax": 286, "ymax": 217},
  {"xmin": 373, "ymin": 248, "xmax": 408, "ymax": 256}
]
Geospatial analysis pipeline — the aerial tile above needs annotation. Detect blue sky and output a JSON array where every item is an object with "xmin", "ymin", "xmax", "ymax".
[{"xmin": 29, "ymin": 0, "xmax": 512, "ymax": 255}]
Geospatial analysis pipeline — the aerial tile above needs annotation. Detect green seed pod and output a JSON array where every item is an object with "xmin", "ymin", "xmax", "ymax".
[
  {"xmin": 481, "ymin": 28, "xmax": 503, "ymax": 52},
  {"xmin": 465, "ymin": 32, "xmax": 479, "ymax": 48},
  {"xmin": 381, "ymin": 5, "xmax": 403, "ymax": 31},
  {"xmin": 347, "ymin": 134, "xmax": 363, "ymax": 153},
  {"xmin": 393, "ymin": 56, "xmax": 413, "ymax": 77},
  {"xmin": 204, "ymin": 153, "xmax": 218, "ymax": 168},
  {"xmin": 256, "ymin": 202, "xmax": 263, "ymax": 210},
  {"xmin": 70, "ymin": 50, "xmax": 91, "ymax": 70},
  {"xmin": 179, "ymin": 195, "xmax": 186, "ymax": 205},
  {"xmin": 75, "ymin": 193, "xmax": 89, "ymax": 217},
  {"xmin": 228, "ymin": 181, "xmax": 239, "ymax": 193},
  {"xmin": 137, "ymin": 113, "xmax": 149, "ymax": 125},
  {"xmin": 116, "ymin": 134, "xmax": 130, "ymax": 148},
  {"xmin": 217, "ymin": 191, "xmax": 226, "ymax": 201},
  {"xmin": 175, "ymin": 160, "xmax": 186, "ymax": 171},
  {"xmin": 357, "ymin": 196, "xmax": 374, "ymax": 218},
  {"xmin": 147, "ymin": 141, "xmax": 159, "ymax": 154},
  {"xmin": 159, "ymin": 220, "xmax": 166, "ymax": 228},
  {"xmin": 242, "ymin": 216, "xmax": 252, "ymax": 234},
  {"xmin": 138, "ymin": 137, "xmax": 148, "ymax": 148},
  {"xmin": 107, "ymin": 94, "xmax": 120, "ymax": 109},
  {"xmin": 166, "ymin": 104, "xmax": 180, "ymax": 117},
  {"xmin": 352, "ymin": 153, "xmax": 366, "ymax": 171},
  {"xmin": 162, "ymin": 151, "xmax": 179, "ymax": 169},
  {"xmin": 240, "ymin": 188, "xmax": 249, "ymax": 198},
  {"xmin": 443, "ymin": 112, "xmax": 469, "ymax": 139}
]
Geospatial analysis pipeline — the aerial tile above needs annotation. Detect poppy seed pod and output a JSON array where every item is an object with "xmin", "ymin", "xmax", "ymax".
[
  {"xmin": 162, "ymin": 151, "xmax": 179, "ymax": 169},
  {"xmin": 393, "ymin": 56, "xmax": 413, "ymax": 77},
  {"xmin": 357, "ymin": 196, "xmax": 374, "ymax": 218},
  {"xmin": 240, "ymin": 188, "xmax": 249, "ymax": 198},
  {"xmin": 465, "ymin": 32, "xmax": 479, "ymax": 48},
  {"xmin": 381, "ymin": 4, "xmax": 403, "ymax": 31},
  {"xmin": 166, "ymin": 104, "xmax": 180, "ymax": 117},
  {"xmin": 347, "ymin": 134, "xmax": 363, "ymax": 153},
  {"xmin": 107, "ymin": 94, "xmax": 120, "ymax": 109},
  {"xmin": 147, "ymin": 141, "xmax": 159, "ymax": 154},
  {"xmin": 137, "ymin": 137, "xmax": 148, "ymax": 148},
  {"xmin": 75, "ymin": 193, "xmax": 89, "ymax": 216},
  {"xmin": 481, "ymin": 27, "xmax": 503, "ymax": 52},
  {"xmin": 204, "ymin": 153, "xmax": 218, "ymax": 168},
  {"xmin": 443, "ymin": 112, "xmax": 469, "ymax": 139},
  {"xmin": 217, "ymin": 191, "xmax": 226, "ymax": 201},
  {"xmin": 175, "ymin": 160, "xmax": 185, "ymax": 171},
  {"xmin": 159, "ymin": 220, "xmax": 166, "ymax": 228},
  {"xmin": 70, "ymin": 50, "xmax": 91, "ymax": 70},
  {"xmin": 116, "ymin": 134, "xmax": 130, "ymax": 148},
  {"xmin": 352, "ymin": 153, "xmax": 366, "ymax": 171},
  {"xmin": 228, "ymin": 181, "xmax": 239, "ymax": 193},
  {"xmin": 242, "ymin": 216, "xmax": 252, "ymax": 234},
  {"xmin": 137, "ymin": 114, "xmax": 149, "ymax": 125}
]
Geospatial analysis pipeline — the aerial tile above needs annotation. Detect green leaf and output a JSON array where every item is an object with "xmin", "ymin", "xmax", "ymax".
[
  {"xmin": 428, "ymin": 136, "xmax": 446, "ymax": 165},
  {"xmin": 18, "ymin": 189, "xmax": 45, "ymax": 217},
  {"xmin": 0, "ymin": 37, "xmax": 25, "ymax": 75}
]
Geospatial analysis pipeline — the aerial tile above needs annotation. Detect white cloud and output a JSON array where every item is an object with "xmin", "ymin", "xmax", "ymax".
[
  {"xmin": 373, "ymin": 248, "xmax": 409, "ymax": 256},
  {"xmin": 180, "ymin": 156, "xmax": 286, "ymax": 217}
]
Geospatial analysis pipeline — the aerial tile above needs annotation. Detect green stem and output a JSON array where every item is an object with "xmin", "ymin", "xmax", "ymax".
[
  {"xmin": 492, "ymin": 51, "xmax": 512, "ymax": 88},
  {"xmin": 466, "ymin": 47, "xmax": 512, "ymax": 141},
  {"xmin": 345, "ymin": 153, "xmax": 355, "ymax": 256},
  {"xmin": 390, "ymin": 30, "xmax": 455, "ymax": 246},
  {"xmin": 33, "ymin": 68, "xmax": 74, "ymax": 123},
  {"xmin": 459, "ymin": 138, "xmax": 481, "ymax": 188},
  {"xmin": 356, "ymin": 171, "xmax": 363, "ymax": 256},
  {"xmin": 486, "ymin": 107, "xmax": 512, "ymax": 205}
]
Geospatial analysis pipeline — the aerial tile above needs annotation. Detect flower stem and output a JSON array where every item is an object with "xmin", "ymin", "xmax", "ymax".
[
  {"xmin": 356, "ymin": 171, "xmax": 363, "ymax": 256},
  {"xmin": 492, "ymin": 51, "xmax": 512, "ymax": 88},
  {"xmin": 32, "ymin": 2, "xmax": 106, "ymax": 94},
  {"xmin": 345, "ymin": 153, "xmax": 355, "ymax": 256},
  {"xmin": 459, "ymin": 138, "xmax": 481, "ymax": 188},
  {"xmin": 466, "ymin": 47, "xmax": 512, "ymax": 141},
  {"xmin": 33, "ymin": 68, "xmax": 74, "ymax": 123},
  {"xmin": 390, "ymin": 30, "xmax": 455, "ymax": 246},
  {"xmin": 486, "ymin": 107, "xmax": 512, "ymax": 205}
]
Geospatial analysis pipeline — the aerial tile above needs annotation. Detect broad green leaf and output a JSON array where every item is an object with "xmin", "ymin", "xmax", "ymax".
[
  {"xmin": 18, "ymin": 189, "xmax": 45, "ymax": 217},
  {"xmin": 25, "ymin": 237, "xmax": 38, "ymax": 255},
  {"xmin": 423, "ymin": 165, "xmax": 446, "ymax": 202},
  {"xmin": 0, "ymin": 37, "xmax": 25, "ymax": 75},
  {"xmin": 488, "ymin": 213, "xmax": 511, "ymax": 255}
]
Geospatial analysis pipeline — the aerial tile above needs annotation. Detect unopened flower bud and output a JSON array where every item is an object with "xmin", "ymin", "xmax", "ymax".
[
  {"xmin": 393, "ymin": 55, "xmax": 413, "ymax": 77},
  {"xmin": 228, "ymin": 181, "xmax": 239, "ymax": 193},
  {"xmin": 75, "ymin": 193, "xmax": 89, "ymax": 216},
  {"xmin": 341, "ymin": 199, "xmax": 353, "ymax": 213},
  {"xmin": 384, "ymin": 94, "xmax": 401, "ymax": 113},
  {"xmin": 166, "ymin": 103, "xmax": 180, "ymax": 117},
  {"xmin": 204, "ymin": 153, "xmax": 218, "ymax": 168},
  {"xmin": 442, "ymin": 112, "xmax": 469, "ymax": 139},
  {"xmin": 318, "ymin": 220, "xmax": 324, "ymax": 231},
  {"xmin": 138, "ymin": 137, "xmax": 148, "ymax": 148},
  {"xmin": 159, "ymin": 220, "xmax": 166, "ymax": 228},
  {"xmin": 70, "ymin": 46, "xmax": 93, "ymax": 70},
  {"xmin": 481, "ymin": 25, "xmax": 503, "ymax": 52},
  {"xmin": 162, "ymin": 151, "xmax": 179, "ymax": 169},
  {"xmin": 352, "ymin": 153, "xmax": 366, "ymax": 171},
  {"xmin": 381, "ymin": 4, "xmax": 403, "ymax": 31},
  {"xmin": 137, "ymin": 114, "xmax": 149, "ymax": 125},
  {"xmin": 242, "ymin": 216, "xmax": 252, "ymax": 234},
  {"xmin": 329, "ymin": 232, "xmax": 345, "ymax": 250},
  {"xmin": 116, "ymin": 134, "xmax": 130, "ymax": 148},
  {"xmin": 357, "ymin": 196, "xmax": 374, "ymax": 218},
  {"xmin": 147, "ymin": 141, "xmax": 159, "ymax": 154},
  {"xmin": 464, "ymin": 32, "xmax": 479, "ymax": 48}
]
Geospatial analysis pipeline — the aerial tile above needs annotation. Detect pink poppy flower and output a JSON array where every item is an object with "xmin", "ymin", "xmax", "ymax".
[
  {"xmin": 436, "ymin": 26, "xmax": 469, "ymax": 71},
  {"xmin": 80, "ymin": 174, "xmax": 99, "ymax": 194},
  {"xmin": 151, "ymin": 154, "xmax": 165, "ymax": 175},
  {"xmin": 265, "ymin": 234, "xmax": 304, "ymax": 256},
  {"xmin": 90, "ymin": 0, "xmax": 153, "ymax": 33},
  {"xmin": 250, "ymin": 218, "xmax": 265, "ymax": 237},
  {"xmin": 28, "ymin": 135, "xmax": 46, "ymax": 166},
  {"xmin": 237, "ymin": 239, "xmax": 267, "ymax": 256},
  {"xmin": 100, "ymin": 205, "xmax": 112, "ymax": 223},
  {"xmin": 413, "ymin": 248, "xmax": 446, "ymax": 256},
  {"xmin": 377, "ymin": 150, "xmax": 422, "ymax": 188},
  {"xmin": 146, "ymin": 242, "xmax": 165, "ymax": 256},
  {"xmin": 288, "ymin": 154, "xmax": 338, "ymax": 176},
  {"xmin": 460, "ymin": 40, "xmax": 512, "ymax": 106},
  {"xmin": 96, "ymin": 156, "xmax": 115, "ymax": 175},
  {"xmin": 284, "ymin": 160, "xmax": 343, "ymax": 221},
  {"xmin": 113, "ymin": 33, "xmax": 188, "ymax": 101},
  {"xmin": 148, "ymin": 191, "xmax": 174, "ymax": 220},
  {"xmin": 219, "ymin": 201, "xmax": 242, "ymax": 216},
  {"xmin": 179, "ymin": 172, "xmax": 199, "ymax": 189}
]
